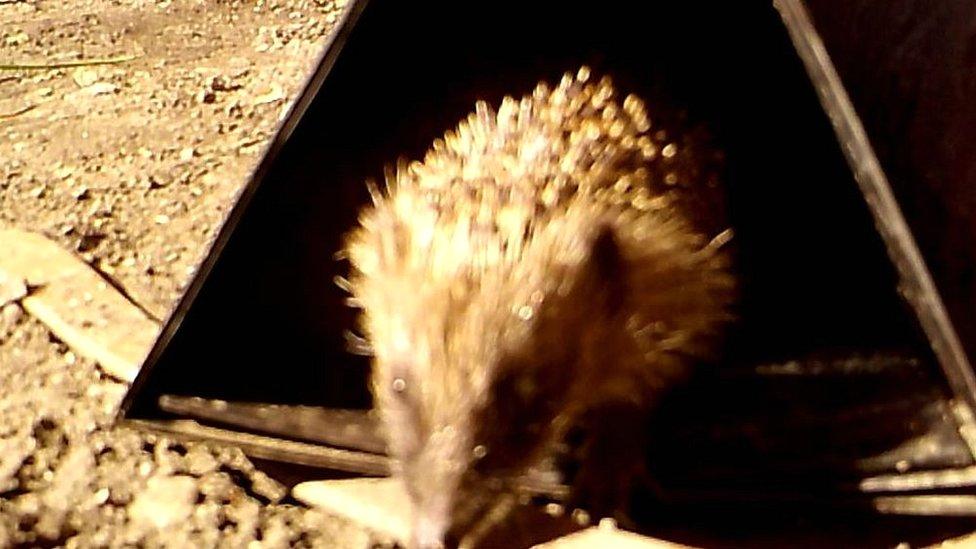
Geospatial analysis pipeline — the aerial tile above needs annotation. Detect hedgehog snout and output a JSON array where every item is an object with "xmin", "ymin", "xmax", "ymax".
[{"xmin": 411, "ymin": 510, "xmax": 449, "ymax": 549}]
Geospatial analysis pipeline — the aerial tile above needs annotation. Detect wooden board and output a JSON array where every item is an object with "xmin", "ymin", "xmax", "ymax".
[
  {"xmin": 0, "ymin": 228, "xmax": 159, "ymax": 381},
  {"xmin": 293, "ymin": 477, "xmax": 688, "ymax": 548}
]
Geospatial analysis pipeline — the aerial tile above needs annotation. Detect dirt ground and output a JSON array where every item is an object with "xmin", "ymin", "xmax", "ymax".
[{"xmin": 0, "ymin": 0, "xmax": 385, "ymax": 546}]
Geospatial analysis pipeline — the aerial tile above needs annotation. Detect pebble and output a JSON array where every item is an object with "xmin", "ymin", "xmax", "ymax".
[
  {"xmin": 250, "ymin": 471, "xmax": 286, "ymax": 503},
  {"xmin": 185, "ymin": 446, "xmax": 219, "ymax": 476},
  {"xmin": 53, "ymin": 165, "xmax": 75, "ymax": 180},
  {"xmin": 85, "ymin": 82, "xmax": 119, "ymax": 96},
  {"xmin": 0, "ymin": 0, "xmax": 365, "ymax": 546},
  {"xmin": 2, "ymin": 303, "xmax": 24, "ymax": 325},
  {"xmin": 253, "ymin": 84, "xmax": 284, "ymax": 106},
  {"xmin": 127, "ymin": 474, "xmax": 198, "ymax": 530},
  {"xmin": 72, "ymin": 68, "xmax": 99, "ymax": 88},
  {"xmin": 71, "ymin": 186, "xmax": 90, "ymax": 200},
  {"xmin": 0, "ymin": 270, "xmax": 28, "ymax": 307}
]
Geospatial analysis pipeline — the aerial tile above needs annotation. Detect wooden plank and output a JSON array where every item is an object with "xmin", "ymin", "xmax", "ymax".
[
  {"xmin": 123, "ymin": 419, "xmax": 390, "ymax": 476},
  {"xmin": 0, "ymin": 228, "xmax": 159, "ymax": 381},
  {"xmin": 293, "ymin": 478, "xmax": 411, "ymax": 542},
  {"xmin": 535, "ymin": 525, "xmax": 692, "ymax": 549},
  {"xmin": 157, "ymin": 394, "xmax": 387, "ymax": 454},
  {"xmin": 293, "ymin": 477, "xmax": 690, "ymax": 548}
]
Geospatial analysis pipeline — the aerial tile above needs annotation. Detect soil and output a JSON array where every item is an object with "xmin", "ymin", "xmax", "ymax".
[{"xmin": 0, "ymin": 0, "xmax": 386, "ymax": 546}]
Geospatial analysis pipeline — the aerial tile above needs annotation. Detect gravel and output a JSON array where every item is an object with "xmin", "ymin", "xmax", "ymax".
[{"xmin": 0, "ymin": 0, "xmax": 387, "ymax": 546}]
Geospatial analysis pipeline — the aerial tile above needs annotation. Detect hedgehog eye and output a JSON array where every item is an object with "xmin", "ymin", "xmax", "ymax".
[
  {"xmin": 391, "ymin": 377, "xmax": 407, "ymax": 395},
  {"xmin": 386, "ymin": 358, "xmax": 413, "ymax": 399}
]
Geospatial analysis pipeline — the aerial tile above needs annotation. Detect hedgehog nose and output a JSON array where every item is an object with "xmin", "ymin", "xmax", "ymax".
[
  {"xmin": 411, "ymin": 515, "xmax": 447, "ymax": 549},
  {"xmin": 411, "ymin": 494, "xmax": 455, "ymax": 549}
]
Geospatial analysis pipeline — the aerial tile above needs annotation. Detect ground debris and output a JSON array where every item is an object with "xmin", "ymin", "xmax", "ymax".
[
  {"xmin": 0, "ymin": 0, "xmax": 375, "ymax": 546},
  {"xmin": 0, "ymin": 269, "xmax": 27, "ymax": 307}
]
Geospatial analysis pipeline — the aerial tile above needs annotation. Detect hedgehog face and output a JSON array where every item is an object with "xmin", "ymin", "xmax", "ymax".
[
  {"xmin": 366, "ymin": 284, "xmax": 560, "ymax": 546},
  {"xmin": 357, "ymin": 222, "xmax": 624, "ymax": 547}
]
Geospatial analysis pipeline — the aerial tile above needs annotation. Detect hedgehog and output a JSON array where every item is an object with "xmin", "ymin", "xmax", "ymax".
[{"xmin": 339, "ymin": 66, "xmax": 735, "ymax": 548}]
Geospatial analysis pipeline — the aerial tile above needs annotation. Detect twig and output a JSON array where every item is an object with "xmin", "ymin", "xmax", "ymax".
[
  {"xmin": 0, "ymin": 104, "xmax": 36, "ymax": 119},
  {"xmin": 0, "ymin": 53, "xmax": 140, "ymax": 71}
]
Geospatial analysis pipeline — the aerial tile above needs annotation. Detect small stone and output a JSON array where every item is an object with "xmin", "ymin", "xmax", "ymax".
[
  {"xmin": 92, "ymin": 488, "xmax": 110, "ymax": 505},
  {"xmin": 17, "ymin": 492, "xmax": 41, "ymax": 515},
  {"xmin": 85, "ymin": 82, "xmax": 118, "ymax": 96},
  {"xmin": 71, "ymin": 186, "xmax": 89, "ymax": 200},
  {"xmin": 185, "ymin": 447, "xmax": 218, "ymax": 476},
  {"xmin": 253, "ymin": 84, "xmax": 284, "ymax": 106},
  {"xmin": 197, "ymin": 89, "xmax": 216, "ymax": 104},
  {"xmin": 198, "ymin": 472, "xmax": 238, "ymax": 502},
  {"xmin": 127, "ymin": 474, "xmax": 198, "ymax": 530},
  {"xmin": 250, "ymin": 471, "xmax": 286, "ymax": 503},
  {"xmin": 147, "ymin": 175, "xmax": 167, "ymax": 190},
  {"xmin": 77, "ymin": 232, "xmax": 105, "ymax": 253},
  {"xmin": 2, "ymin": 303, "xmax": 23, "ymax": 325},
  {"xmin": 0, "ymin": 270, "xmax": 27, "ymax": 306},
  {"xmin": 178, "ymin": 147, "xmax": 195, "ymax": 161},
  {"xmin": 72, "ymin": 68, "xmax": 98, "ymax": 88},
  {"xmin": 138, "ymin": 461, "xmax": 153, "ymax": 477},
  {"xmin": 154, "ymin": 214, "xmax": 170, "ymax": 225},
  {"xmin": 53, "ymin": 165, "xmax": 75, "ymax": 180},
  {"xmin": 210, "ymin": 75, "xmax": 240, "ymax": 92}
]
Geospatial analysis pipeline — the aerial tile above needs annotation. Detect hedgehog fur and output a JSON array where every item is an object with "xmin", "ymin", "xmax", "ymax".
[{"xmin": 340, "ymin": 66, "xmax": 735, "ymax": 547}]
